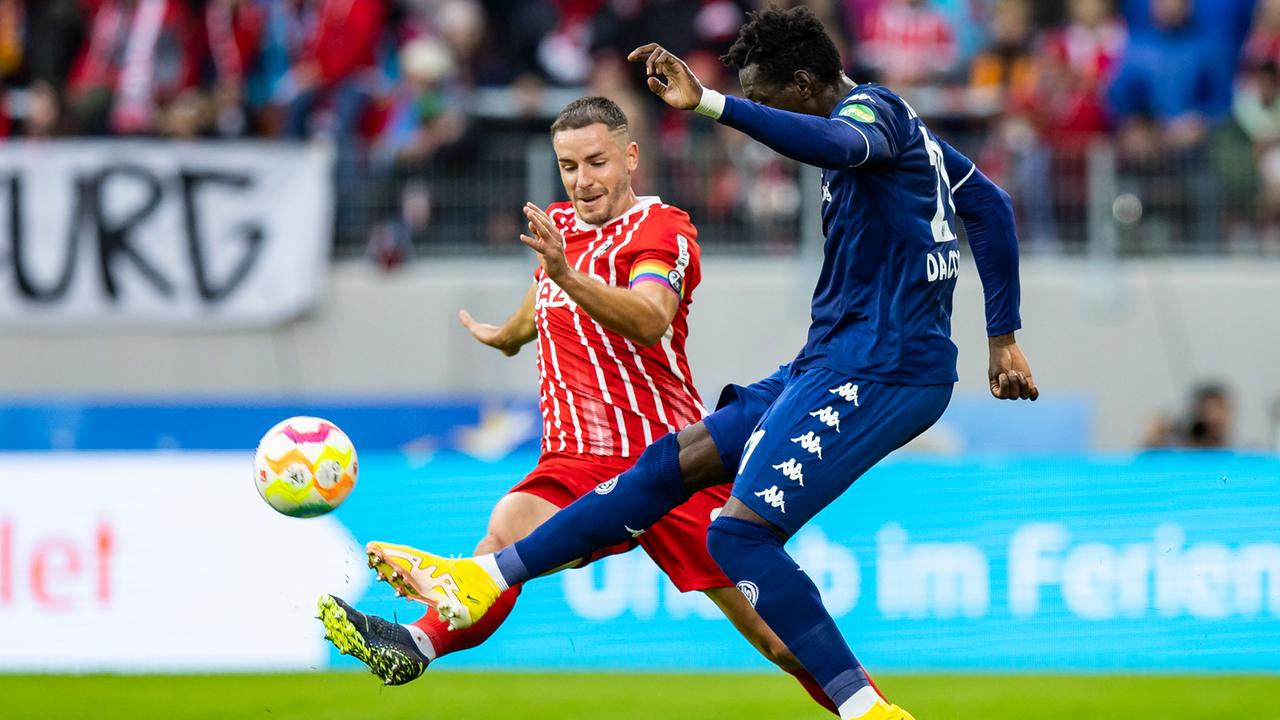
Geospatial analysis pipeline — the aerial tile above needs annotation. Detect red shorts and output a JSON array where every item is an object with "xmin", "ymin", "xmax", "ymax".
[{"xmin": 509, "ymin": 452, "xmax": 732, "ymax": 592}]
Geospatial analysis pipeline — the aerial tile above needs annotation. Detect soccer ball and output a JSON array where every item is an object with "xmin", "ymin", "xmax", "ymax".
[{"xmin": 253, "ymin": 416, "xmax": 358, "ymax": 518}]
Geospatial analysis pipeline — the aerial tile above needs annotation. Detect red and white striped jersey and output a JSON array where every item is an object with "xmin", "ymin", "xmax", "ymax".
[{"xmin": 534, "ymin": 196, "xmax": 705, "ymax": 458}]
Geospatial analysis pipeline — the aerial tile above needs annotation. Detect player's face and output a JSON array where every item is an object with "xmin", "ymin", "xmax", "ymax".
[
  {"xmin": 739, "ymin": 65, "xmax": 822, "ymax": 117},
  {"xmin": 552, "ymin": 124, "xmax": 640, "ymax": 225}
]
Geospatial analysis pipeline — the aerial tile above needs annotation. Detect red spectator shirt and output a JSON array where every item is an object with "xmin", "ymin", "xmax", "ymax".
[
  {"xmin": 859, "ymin": 3, "xmax": 957, "ymax": 84},
  {"xmin": 534, "ymin": 197, "xmax": 705, "ymax": 458}
]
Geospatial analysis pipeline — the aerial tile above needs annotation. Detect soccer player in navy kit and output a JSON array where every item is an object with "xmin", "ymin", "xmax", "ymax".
[{"xmin": 365, "ymin": 8, "xmax": 1038, "ymax": 720}]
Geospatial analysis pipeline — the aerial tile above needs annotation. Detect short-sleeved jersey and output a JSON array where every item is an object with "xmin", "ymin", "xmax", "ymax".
[
  {"xmin": 794, "ymin": 84, "xmax": 965, "ymax": 384},
  {"xmin": 534, "ymin": 196, "xmax": 705, "ymax": 457}
]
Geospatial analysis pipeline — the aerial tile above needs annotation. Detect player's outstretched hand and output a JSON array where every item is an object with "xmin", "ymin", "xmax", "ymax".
[
  {"xmin": 459, "ymin": 309, "xmax": 522, "ymax": 356},
  {"xmin": 627, "ymin": 43, "xmax": 704, "ymax": 111},
  {"xmin": 520, "ymin": 202, "xmax": 570, "ymax": 280},
  {"xmin": 988, "ymin": 333, "xmax": 1039, "ymax": 401}
]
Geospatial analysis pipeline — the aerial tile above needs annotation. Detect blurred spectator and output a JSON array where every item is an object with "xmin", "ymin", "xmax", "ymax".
[
  {"xmin": 969, "ymin": 0, "xmax": 1037, "ymax": 115},
  {"xmin": 1030, "ymin": 0, "xmax": 1127, "ymax": 245},
  {"xmin": 204, "ymin": 0, "xmax": 267, "ymax": 138},
  {"xmin": 365, "ymin": 35, "xmax": 476, "ymax": 257},
  {"xmin": 1122, "ymin": 0, "xmax": 1255, "ymax": 94},
  {"xmin": 969, "ymin": 0, "xmax": 1050, "ymax": 244},
  {"xmin": 1228, "ymin": 59, "xmax": 1280, "ymax": 246},
  {"xmin": 1144, "ymin": 382, "xmax": 1235, "ymax": 449},
  {"xmin": 1108, "ymin": 0, "xmax": 1228, "ymax": 248},
  {"xmin": 1037, "ymin": 0, "xmax": 1125, "ymax": 149},
  {"xmin": 1244, "ymin": 0, "xmax": 1280, "ymax": 68},
  {"xmin": 66, "ymin": 0, "xmax": 205, "ymax": 136},
  {"xmin": 859, "ymin": 0, "xmax": 958, "ymax": 88},
  {"xmin": 284, "ymin": 0, "xmax": 387, "ymax": 140}
]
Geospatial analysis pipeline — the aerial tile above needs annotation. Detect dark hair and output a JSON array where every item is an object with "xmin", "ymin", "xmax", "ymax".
[
  {"xmin": 721, "ymin": 6, "xmax": 843, "ymax": 88},
  {"xmin": 550, "ymin": 96, "xmax": 629, "ymax": 137}
]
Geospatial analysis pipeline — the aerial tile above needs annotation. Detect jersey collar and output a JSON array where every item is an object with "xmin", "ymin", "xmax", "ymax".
[{"xmin": 572, "ymin": 196, "xmax": 662, "ymax": 232}]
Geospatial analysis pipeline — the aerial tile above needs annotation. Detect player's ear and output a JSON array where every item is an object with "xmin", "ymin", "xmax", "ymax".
[
  {"xmin": 625, "ymin": 141, "xmax": 639, "ymax": 172},
  {"xmin": 792, "ymin": 69, "xmax": 813, "ymax": 100}
]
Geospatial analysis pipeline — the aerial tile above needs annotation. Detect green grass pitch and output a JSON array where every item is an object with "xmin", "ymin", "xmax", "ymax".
[{"xmin": 1, "ymin": 672, "xmax": 1275, "ymax": 719}]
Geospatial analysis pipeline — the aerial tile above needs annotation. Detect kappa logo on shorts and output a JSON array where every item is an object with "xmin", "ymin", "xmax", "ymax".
[
  {"xmin": 791, "ymin": 431, "xmax": 823, "ymax": 459},
  {"xmin": 595, "ymin": 477, "xmax": 618, "ymax": 495},
  {"xmin": 755, "ymin": 486, "xmax": 787, "ymax": 513},
  {"xmin": 810, "ymin": 406, "xmax": 842, "ymax": 432},
  {"xmin": 828, "ymin": 382, "xmax": 860, "ymax": 406},
  {"xmin": 772, "ymin": 458, "xmax": 805, "ymax": 486},
  {"xmin": 624, "ymin": 525, "xmax": 646, "ymax": 538},
  {"xmin": 736, "ymin": 581, "xmax": 760, "ymax": 608}
]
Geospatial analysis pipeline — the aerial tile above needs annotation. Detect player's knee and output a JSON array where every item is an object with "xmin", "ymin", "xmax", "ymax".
[
  {"xmin": 629, "ymin": 432, "xmax": 685, "ymax": 502},
  {"xmin": 676, "ymin": 422, "xmax": 730, "ymax": 494},
  {"xmin": 705, "ymin": 517, "xmax": 745, "ymax": 574},
  {"xmin": 707, "ymin": 514, "xmax": 782, "ymax": 576}
]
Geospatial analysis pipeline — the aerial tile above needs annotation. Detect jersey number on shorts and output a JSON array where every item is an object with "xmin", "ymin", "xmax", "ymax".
[{"xmin": 738, "ymin": 428, "xmax": 766, "ymax": 476}]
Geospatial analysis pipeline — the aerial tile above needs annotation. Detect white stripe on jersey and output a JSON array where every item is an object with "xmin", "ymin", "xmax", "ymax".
[
  {"xmin": 569, "ymin": 250, "xmax": 616, "ymax": 451},
  {"xmin": 951, "ymin": 163, "xmax": 976, "ymax": 193},
  {"xmin": 661, "ymin": 329, "xmax": 707, "ymax": 418},
  {"xmin": 539, "ymin": 299, "xmax": 568, "ymax": 452},
  {"xmin": 623, "ymin": 337, "xmax": 673, "ymax": 437},
  {"xmin": 584, "ymin": 208, "xmax": 656, "ymax": 449}
]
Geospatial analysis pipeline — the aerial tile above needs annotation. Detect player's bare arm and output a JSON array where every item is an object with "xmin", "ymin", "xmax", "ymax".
[
  {"xmin": 458, "ymin": 282, "xmax": 537, "ymax": 357},
  {"xmin": 520, "ymin": 202, "xmax": 678, "ymax": 347},
  {"xmin": 988, "ymin": 332, "xmax": 1038, "ymax": 401}
]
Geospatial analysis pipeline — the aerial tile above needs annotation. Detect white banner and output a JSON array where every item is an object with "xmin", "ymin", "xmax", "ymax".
[
  {"xmin": 0, "ymin": 453, "xmax": 367, "ymax": 671},
  {"xmin": 0, "ymin": 141, "xmax": 333, "ymax": 327}
]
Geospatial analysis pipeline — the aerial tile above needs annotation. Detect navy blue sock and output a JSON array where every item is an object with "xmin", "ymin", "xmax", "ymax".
[
  {"xmin": 493, "ymin": 432, "xmax": 686, "ymax": 586},
  {"xmin": 706, "ymin": 516, "xmax": 871, "ymax": 709}
]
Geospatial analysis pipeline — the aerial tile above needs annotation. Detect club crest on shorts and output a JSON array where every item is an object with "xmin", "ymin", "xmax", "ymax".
[
  {"xmin": 736, "ymin": 581, "xmax": 760, "ymax": 608},
  {"xmin": 595, "ymin": 477, "xmax": 619, "ymax": 495}
]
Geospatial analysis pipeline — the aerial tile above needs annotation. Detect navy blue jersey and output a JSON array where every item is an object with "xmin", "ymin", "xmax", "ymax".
[{"xmin": 716, "ymin": 84, "xmax": 1020, "ymax": 385}]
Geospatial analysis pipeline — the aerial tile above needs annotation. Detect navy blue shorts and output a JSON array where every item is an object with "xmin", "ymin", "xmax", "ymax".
[{"xmin": 704, "ymin": 363, "xmax": 952, "ymax": 537}]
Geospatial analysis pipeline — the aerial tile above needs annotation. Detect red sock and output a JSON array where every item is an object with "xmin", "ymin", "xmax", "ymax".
[
  {"xmin": 786, "ymin": 667, "xmax": 839, "ymax": 716},
  {"xmin": 409, "ymin": 585, "xmax": 522, "ymax": 659}
]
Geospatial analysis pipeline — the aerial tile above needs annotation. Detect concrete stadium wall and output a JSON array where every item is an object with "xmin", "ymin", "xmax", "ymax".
[{"xmin": 3, "ymin": 257, "xmax": 1278, "ymax": 450}]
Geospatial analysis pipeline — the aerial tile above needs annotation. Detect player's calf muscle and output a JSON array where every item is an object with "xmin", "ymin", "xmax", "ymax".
[{"xmin": 676, "ymin": 422, "xmax": 730, "ymax": 493}]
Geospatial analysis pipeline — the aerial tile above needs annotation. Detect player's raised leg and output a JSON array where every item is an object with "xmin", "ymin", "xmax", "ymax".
[
  {"xmin": 705, "ymin": 369, "xmax": 951, "ymax": 720},
  {"xmin": 382, "ymin": 368, "xmax": 781, "ymax": 628},
  {"xmin": 322, "ymin": 490, "xmax": 559, "ymax": 684}
]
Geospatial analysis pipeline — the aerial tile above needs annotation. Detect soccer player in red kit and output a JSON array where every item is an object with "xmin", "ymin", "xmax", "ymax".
[{"xmin": 318, "ymin": 96, "xmax": 839, "ymax": 714}]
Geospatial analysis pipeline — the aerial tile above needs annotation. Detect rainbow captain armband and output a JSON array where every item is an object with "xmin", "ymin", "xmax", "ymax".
[{"xmin": 629, "ymin": 259, "xmax": 684, "ymax": 298}]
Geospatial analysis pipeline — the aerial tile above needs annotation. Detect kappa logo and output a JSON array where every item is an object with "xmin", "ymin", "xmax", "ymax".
[
  {"xmin": 791, "ymin": 431, "xmax": 823, "ymax": 459},
  {"xmin": 810, "ymin": 406, "xmax": 842, "ymax": 432},
  {"xmin": 772, "ymin": 458, "xmax": 805, "ymax": 486},
  {"xmin": 822, "ymin": 183, "xmax": 832, "ymax": 203},
  {"xmin": 754, "ymin": 486, "xmax": 787, "ymax": 513},
  {"xmin": 736, "ymin": 581, "xmax": 760, "ymax": 608},
  {"xmin": 595, "ymin": 477, "xmax": 618, "ymax": 495},
  {"xmin": 828, "ymin": 383, "xmax": 860, "ymax": 406},
  {"xmin": 624, "ymin": 525, "xmax": 646, "ymax": 538}
]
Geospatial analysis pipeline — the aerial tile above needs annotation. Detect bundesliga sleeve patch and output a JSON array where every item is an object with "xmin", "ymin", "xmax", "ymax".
[
  {"xmin": 629, "ymin": 259, "xmax": 684, "ymax": 297},
  {"xmin": 839, "ymin": 103, "xmax": 877, "ymax": 123}
]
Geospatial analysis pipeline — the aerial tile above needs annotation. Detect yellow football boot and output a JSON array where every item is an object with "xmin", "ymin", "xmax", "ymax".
[
  {"xmin": 853, "ymin": 699, "xmax": 916, "ymax": 720},
  {"xmin": 365, "ymin": 541, "xmax": 503, "ymax": 630}
]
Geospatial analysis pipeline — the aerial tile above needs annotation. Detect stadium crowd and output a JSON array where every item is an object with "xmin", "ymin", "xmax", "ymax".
[{"xmin": 2, "ymin": 0, "xmax": 1276, "ymax": 255}]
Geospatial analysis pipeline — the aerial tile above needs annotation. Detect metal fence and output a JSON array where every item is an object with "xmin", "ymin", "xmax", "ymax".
[{"xmin": 334, "ymin": 119, "xmax": 1276, "ymax": 260}]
